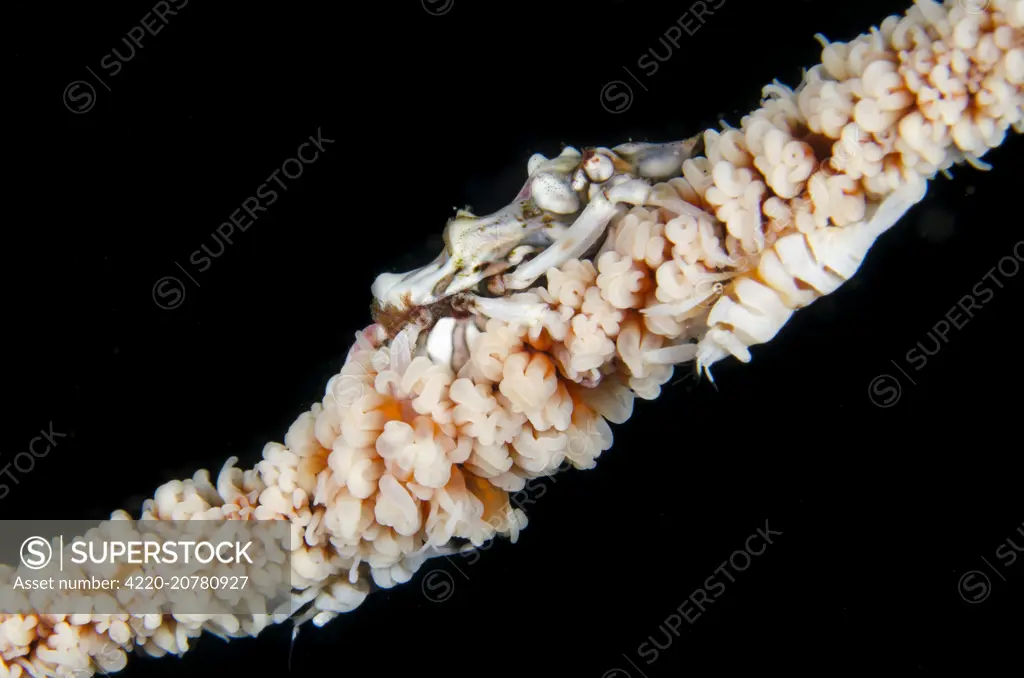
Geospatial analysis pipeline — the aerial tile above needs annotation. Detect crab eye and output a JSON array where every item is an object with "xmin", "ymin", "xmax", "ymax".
[{"xmin": 584, "ymin": 153, "xmax": 614, "ymax": 182}]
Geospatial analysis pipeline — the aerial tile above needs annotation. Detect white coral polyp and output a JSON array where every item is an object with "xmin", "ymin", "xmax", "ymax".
[
  {"xmin": 546, "ymin": 259, "xmax": 597, "ymax": 309},
  {"xmin": 596, "ymin": 251, "xmax": 648, "ymax": 309},
  {"xmin": 327, "ymin": 442, "xmax": 384, "ymax": 499},
  {"xmin": 373, "ymin": 473, "xmax": 422, "ymax": 537},
  {"xmin": 564, "ymin": 312, "xmax": 617, "ymax": 373},
  {"xmin": 511, "ymin": 425, "xmax": 568, "ymax": 476},
  {"xmin": 381, "ymin": 421, "xmax": 450, "ymax": 486},
  {"xmin": 499, "ymin": 352, "xmax": 573, "ymax": 431},
  {"xmin": 563, "ymin": 400, "xmax": 615, "ymax": 470},
  {"xmin": 604, "ymin": 207, "xmax": 670, "ymax": 268},
  {"xmin": 467, "ymin": 318, "xmax": 523, "ymax": 382}
]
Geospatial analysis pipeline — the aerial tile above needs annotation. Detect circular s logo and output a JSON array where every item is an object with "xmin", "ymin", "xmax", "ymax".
[
  {"xmin": 21, "ymin": 536, "xmax": 53, "ymax": 570},
  {"xmin": 64, "ymin": 80, "xmax": 97, "ymax": 114},
  {"xmin": 958, "ymin": 570, "xmax": 991, "ymax": 603},
  {"xmin": 422, "ymin": 0, "xmax": 454, "ymax": 16},
  {"xmin": 868, "ymin": 374, "xmax": 901, "ymax": 408},
  {"xmin": 600, "ymin": 81, "xmax": 633, "ymax": 114},
  {"xmin": 152, "ymin": 276, "xmax": 186, "ymax": 310},
  {"xmin": 421, "ymin": 569, "xmax": 455, "ymax": 602},
  {"xmin": 330, "ymin": 374, "xmax": 368, "ymax": 407}
]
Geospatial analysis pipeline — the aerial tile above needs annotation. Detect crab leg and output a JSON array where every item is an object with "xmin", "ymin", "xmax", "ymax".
[{"xmin": 501, "ymin": 192, "xmax": 620, "ymax": 290}]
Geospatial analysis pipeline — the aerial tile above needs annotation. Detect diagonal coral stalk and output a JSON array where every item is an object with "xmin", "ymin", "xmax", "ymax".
[{"xmin": 2, "ymin": 0, "xmax": 1022, "ymax": 675}]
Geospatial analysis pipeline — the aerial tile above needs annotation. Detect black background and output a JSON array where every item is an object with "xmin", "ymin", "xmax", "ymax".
[{"xmin": 9, "ymin": 0, "xmax": 1022, "ymax": 675}]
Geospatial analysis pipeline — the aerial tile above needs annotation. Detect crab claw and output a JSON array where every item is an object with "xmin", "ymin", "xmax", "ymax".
[{"xmin": 372, "ymin": 251, "xmax": 457, "ymax": 312}]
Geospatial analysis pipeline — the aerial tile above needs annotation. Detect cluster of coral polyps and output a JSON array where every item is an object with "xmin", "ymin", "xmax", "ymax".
[{"xmin": 3, "ymin": 1, "xmax": 1022, "ymax": 675}]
